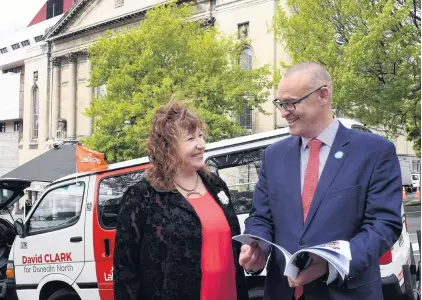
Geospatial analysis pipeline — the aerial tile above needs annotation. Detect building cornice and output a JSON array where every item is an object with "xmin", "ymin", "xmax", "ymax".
[
  {"xmin": 44, "ymin": 0, "xmax": 156, "ymax": 42},
  {"xmin": 44, "ymin": 0, "xmax": 91, "ymax": 41},
  {"xmin": 44, "ymin": 0, "xmax": 199, "ymax": 42}
]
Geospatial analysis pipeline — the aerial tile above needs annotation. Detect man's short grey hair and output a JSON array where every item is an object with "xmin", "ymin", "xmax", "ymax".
[{"xmin": 282, "ymin": 62, "xmax": 332, "ymax": 90}]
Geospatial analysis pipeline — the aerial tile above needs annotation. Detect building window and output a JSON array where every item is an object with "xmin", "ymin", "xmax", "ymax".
[
  {"xmin": 21, "ymin": 40, "xmax": 30, "ymax": 47},
  {"xmin": 238, "ymin": 22, "xmax": 249, "ymax": 39},
  {"xmin": 0, "ymin": 47, "xmax": 7, "ymax": 54},
  {"xmin": 34, "ymin": 35, "xmax": 44, "ymax": 42},
  {"xmin": 32, "ymin": 87, "xmax": 39, "ymax": 139},
  {"xmin": 240, "ymin": 47, "xmax": 253, "ymax": 70},
  {"xmin": 11, "ymin": 43, "xmax": 20, "ymax": 50},
  {"xmin": 47, "ymin": 0, "xmax": 64, "ymax": 19},
  {"xmin": 3, "ymin": 66, "xmax": 23, "ymax": 74},
  {"xmin": 239, "ymin": 47, "xmax": 253, "ymax": 130},
  {"xmin": 96, "ymin": 85, "xmax": 106, "ymax": 99},
  {"xmin": 412, "ymin": 160, "xmax": 420, "ymax": 173},
  {"xmin": 0, "ymin": 123, "xmax": 5, "ymax": 133},
  {"xmin": 239, "ymin": 96, "xmax": 252, "ymax": 130},
  {"xmin": 14, "ymin": 121, "xmax": 21, "ymax": 132}
]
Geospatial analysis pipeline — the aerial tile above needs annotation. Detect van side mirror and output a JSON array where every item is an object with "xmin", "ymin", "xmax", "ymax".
[{"xmin": 14, "ymin": 219, "xmax": 26, "ymax": 238}]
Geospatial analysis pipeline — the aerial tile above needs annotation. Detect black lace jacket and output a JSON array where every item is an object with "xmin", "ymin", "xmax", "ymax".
[{"xmin": 113, "ymin": 171, "xmax": 248, "ymax": 300}]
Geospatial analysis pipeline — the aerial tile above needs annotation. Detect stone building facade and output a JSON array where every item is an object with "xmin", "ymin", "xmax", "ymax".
[{"xmin": 19, "ymin": 0, "xmax": 416, "ymax": 164}]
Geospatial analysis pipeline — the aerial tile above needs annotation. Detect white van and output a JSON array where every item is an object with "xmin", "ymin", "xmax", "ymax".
[{"xmin": 0, "ymin": 118, "xmax": 416, "ymax": 300}]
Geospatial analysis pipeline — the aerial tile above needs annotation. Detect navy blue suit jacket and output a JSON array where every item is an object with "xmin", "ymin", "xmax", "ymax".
[{"xmin": 245, "ymin": 123, "xmax": 402, "ymax": 300}]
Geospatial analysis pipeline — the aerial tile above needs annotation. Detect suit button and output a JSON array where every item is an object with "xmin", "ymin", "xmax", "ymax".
[{"xmin": 299, "ymin": 240, "xmax": 305, "ymax": 247}]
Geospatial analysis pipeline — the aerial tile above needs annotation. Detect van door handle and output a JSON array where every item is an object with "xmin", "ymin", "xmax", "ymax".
[
  {"xmin": 104, "ymin": 239, "xmax": 110, "ymax": 257},
  {"xmin": 70, "ymin": 236, "xmax": 83, "ymax": 243}
]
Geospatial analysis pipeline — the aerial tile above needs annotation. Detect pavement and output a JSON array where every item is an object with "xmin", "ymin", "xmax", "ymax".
[{"xmin": 402, "ymin": 191, "xmax": 421, "ymax": 208}]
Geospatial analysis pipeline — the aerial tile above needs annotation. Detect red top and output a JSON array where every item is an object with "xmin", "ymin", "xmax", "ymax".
[{"xmin": 187, "ymin": 192, "xmax": 237, "ymax": 300}]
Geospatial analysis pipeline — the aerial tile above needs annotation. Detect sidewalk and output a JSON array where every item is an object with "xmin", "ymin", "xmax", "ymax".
[
  {"xmin": 404, "ymin": 199, "xmax": 421, "ymax": 207},
  {"xmin": 403, "ymin": 192, "xmax": 421, "ymax": 207}
]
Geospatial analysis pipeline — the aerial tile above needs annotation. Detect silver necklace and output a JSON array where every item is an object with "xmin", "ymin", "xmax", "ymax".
[{"xmin": 174, "ymin": 173, "xmax": 202, "ymax": 198}]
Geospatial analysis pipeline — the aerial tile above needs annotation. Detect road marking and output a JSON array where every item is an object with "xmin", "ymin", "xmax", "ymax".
[{"xmin": 405, "ymin": 211, "xmax": 421, "ymax": 215}]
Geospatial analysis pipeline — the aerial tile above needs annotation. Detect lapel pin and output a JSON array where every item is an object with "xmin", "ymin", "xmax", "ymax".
[
  {"xmin": 334, "ymin": 151, "xmax": 344, "ymax": 159},
  {"xmin": 217, "ymin": 191, "xmax": 229, "ymax": 205}
]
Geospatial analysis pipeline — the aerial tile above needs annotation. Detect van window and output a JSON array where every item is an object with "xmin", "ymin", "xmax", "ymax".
[
  {"xmin": 98, "ymin": 171, "xmax": 145, "ymax": 229},
  {"xmin": 27, "ymin": 182, "xmax": 85, "ymax": 235},
  {"xmin": 206, "ymin": 147, "xmax": 264, "ymax": 214}
]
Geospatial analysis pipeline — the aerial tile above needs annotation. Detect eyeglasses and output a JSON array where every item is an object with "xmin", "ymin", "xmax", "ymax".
[{"xmin": 273, "ymin": 85, "xmax": 327, "ymax": 112}]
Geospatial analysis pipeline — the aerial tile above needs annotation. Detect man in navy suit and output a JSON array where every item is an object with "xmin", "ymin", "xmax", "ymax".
[{"xmin": 239, "ymin": 62, "xmax": 402, "ymax": 300}]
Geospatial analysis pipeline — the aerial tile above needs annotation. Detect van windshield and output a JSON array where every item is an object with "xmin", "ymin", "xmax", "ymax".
[
  {"xmin": 0, "ymin": 189, "xmax": 15, "ymax": 207},
  {"xmin": 0, "ymin": 179, "xmax": 31, "ymax": 222},
  {"xmin": 412, "ymin": 175, "xmax": 419, "ymax": 180}
]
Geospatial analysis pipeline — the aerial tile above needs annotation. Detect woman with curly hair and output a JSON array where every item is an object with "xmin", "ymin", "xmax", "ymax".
[{"xmin": 113, "ymin": 100, "xmax": 248, "ymax": 300}]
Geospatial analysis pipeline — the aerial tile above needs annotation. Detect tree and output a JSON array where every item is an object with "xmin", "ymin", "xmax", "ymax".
[
  {"xmin": 272, "ymin": 0, "xmax": 421, "ymax": 155},
  {"xmin": 83, "ymin": 2, "xmax": 271, "ymax": 162}
]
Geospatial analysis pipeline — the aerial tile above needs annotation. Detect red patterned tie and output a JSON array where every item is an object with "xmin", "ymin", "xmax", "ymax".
[
  {"xmin": 301, "ymin": 139, "xmax": 322, "ymax": 221},
  {"xmin": 295, "ymin": 138, "xmax": 322, "ymax": 300}
]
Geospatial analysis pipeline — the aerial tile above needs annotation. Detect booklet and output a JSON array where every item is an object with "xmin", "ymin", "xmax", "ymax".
[{"xmin": 233, "ymin": 234, "xmax": 351, "ymax": 279}]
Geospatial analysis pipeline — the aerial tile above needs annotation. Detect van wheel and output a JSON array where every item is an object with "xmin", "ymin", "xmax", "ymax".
[
  {"xmin": 248, "ymin": 286, "xmax": 264, "ymax": 300},
  {"xmin": 47, "ymin": 288, "xmax": 80, "ymax": 300}
]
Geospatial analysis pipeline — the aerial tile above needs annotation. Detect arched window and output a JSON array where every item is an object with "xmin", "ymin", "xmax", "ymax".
[
  {"xmin": 239, "ymin": 47, "xmax": 253, "ymax": 129},
  {"xmin": 32, "ymin": 86, "xmax": 39, "ymax": 139},
  {"xmin": 240, "ymin": 47, "xmax": 253, "ymax": 70}
]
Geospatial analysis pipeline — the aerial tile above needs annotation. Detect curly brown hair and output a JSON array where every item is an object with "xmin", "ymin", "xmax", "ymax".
[{"xmin": 146, "ymin": 101, "xmax": 208, "ymax": 191}]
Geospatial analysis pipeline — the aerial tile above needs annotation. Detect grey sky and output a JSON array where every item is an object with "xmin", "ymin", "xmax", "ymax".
[{"xmin": 0, "ymin": 0, "xmax": 46, "ymax": 36}]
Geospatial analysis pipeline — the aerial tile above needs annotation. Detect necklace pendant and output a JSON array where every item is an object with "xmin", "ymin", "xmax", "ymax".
[{"xmin": 186, "ymin": 191, "xmax": 202, "ymax": 198}]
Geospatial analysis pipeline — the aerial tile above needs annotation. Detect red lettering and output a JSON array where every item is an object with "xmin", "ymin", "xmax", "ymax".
[
  {"xmin": 60, "ymin": 253, "xmax": 66, "ymax": 262},
  {"xmin": 23, "ymin": 255, "xmax": 43, "ymax": 264},
  {"xmin": 66, "ymin": 253, "xmax": 72, "ymax": 261},
  {"xmin": 55, "ymin": 253, "xmax": 61, "ymax": 262},
  {"xmin": 44, "ymin": 254, "xmax": 50, "ymax": 263}
]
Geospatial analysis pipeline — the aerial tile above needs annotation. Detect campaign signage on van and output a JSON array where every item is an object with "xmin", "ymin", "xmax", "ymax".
[{"xmin": 22, "ymin": 252, "xmax": 73, "ymax": 264}]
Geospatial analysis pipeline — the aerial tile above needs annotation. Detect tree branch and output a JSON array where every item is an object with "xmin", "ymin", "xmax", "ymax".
[
  {"xmin": 410, "ymin": 11, "xmax": 421, "ymax": 21},
  {"xmin": 410, "ymin": 0, "xmax": 421, "ymax": 28}
]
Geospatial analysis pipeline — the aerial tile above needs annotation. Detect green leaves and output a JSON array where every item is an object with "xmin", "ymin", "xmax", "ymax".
[
  {"xmin": 272, "ymin": 0, "xmax": 421, "ymax": 153},
  {"xmin": 83, "ymin": 2, "xmax": 271, "ymax": 162}
]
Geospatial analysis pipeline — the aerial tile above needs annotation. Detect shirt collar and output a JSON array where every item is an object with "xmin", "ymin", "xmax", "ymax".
[{"xmin": 301, "ymin": 118, "xmax": 340, "ymax": 151}]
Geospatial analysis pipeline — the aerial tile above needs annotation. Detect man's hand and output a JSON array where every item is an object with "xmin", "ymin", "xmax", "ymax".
[
  {"xmin": 239, "ymin": 242, "xmax": 267, "ymax": 272},
  {"xmin": 288, "ymin": 253, "xmax": 328, "ymax": 288}
]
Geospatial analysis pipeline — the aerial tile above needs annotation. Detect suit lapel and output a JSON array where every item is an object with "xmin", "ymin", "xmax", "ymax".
[
  {"xmin": 302, "ymin": 123, "xmax": 351, "ymax": 232},
  {"xmin": 284, "ymin": 136, "xmax": 304, "ymax": 230}
]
